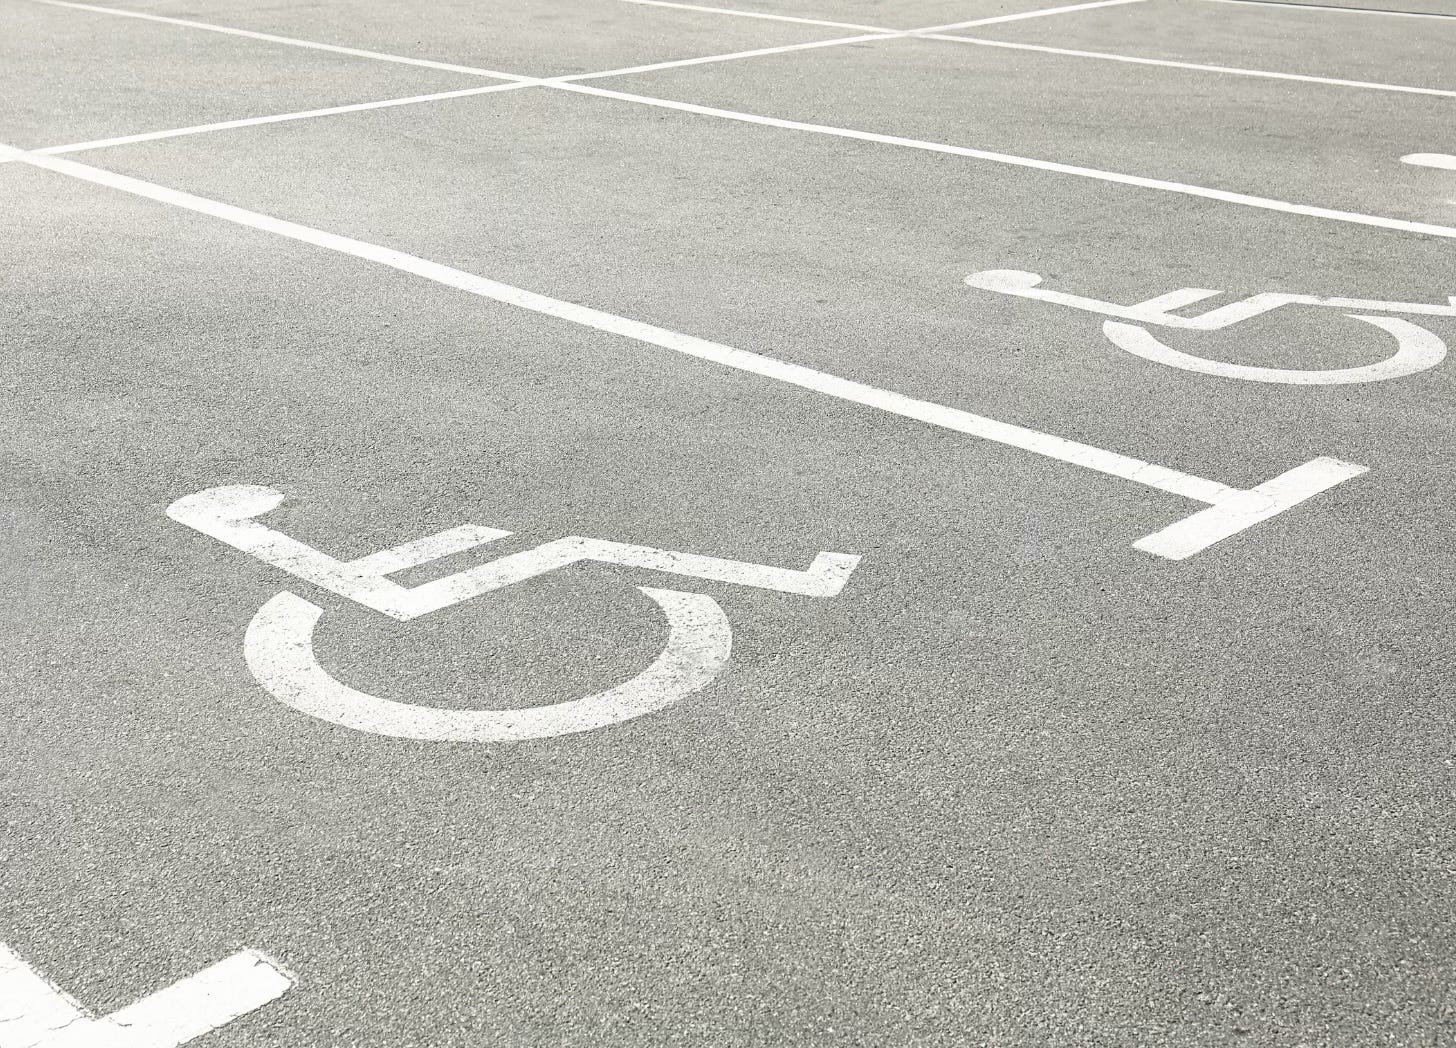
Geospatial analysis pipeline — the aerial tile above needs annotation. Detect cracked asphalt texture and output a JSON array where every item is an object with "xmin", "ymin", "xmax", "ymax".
[{"xmin": 3, "ymin": 0, "xmax": 1454, "ymax": 1045}]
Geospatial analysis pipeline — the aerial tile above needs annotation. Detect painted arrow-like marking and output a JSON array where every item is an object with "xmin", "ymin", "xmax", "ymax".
[{"xmin": 0, "ymin": 943, "xmax": 292, "ymax": 1048}]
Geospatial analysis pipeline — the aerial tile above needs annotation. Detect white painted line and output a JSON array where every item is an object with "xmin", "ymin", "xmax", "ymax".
[
  {"xmin": 616, "ymin": 0, "xmax": 1147, "ymax": 32},
  {"xmin": 32, "ymin": 83, "xmax": 533, "ymax": 157},
  {"xmin": 7, "ymin": 145, "xmax": 1364, "ymax": 555},
  {"xmin": 609, "ymin": 0, "xmax": 885, "ymax": 32},
  {"xmin": 347, "ymin": 524, "xmax": 514, "ymax": 576},
  {"xmin": 33, "ymin": 0, "xmax": 533, "ymax": 81},
  {"xmin": 0, "ymin": 147, "xmax": 1230, "ymax": 503},
  {"xmin": 26, "ymin": 0, "xmax": 1453, "ymax": 247},
  {"xmin": 1201, "ymin": 0, "xmax": 1456, "ymax": 17},
  {"xmin": 550, "ymin": 82, "xmax": 1456, "ymax": 241},
  {"xmin": 246, "ymin": 586, "xmax": 731, "ymax": 741},
  {"xmin": 559, "ymin": 4, "xmax": 1154, "ymax": 85},
  {"xmin": 0, "ymin": 943, "xmax": 291, "ymax": 1048},
  {"xmin": 1402, "ymin": 152, "xmax": 1456, "ymax": 170},
  {"xmin": 0, "ymin": 944, "xmax": 86, "ymax": 1048},
  {"xmin": 911, "ymin": 0, "xmax": 1147, "ymax": 30},
  {"xmin": 1134, "ymin": 457, "xmax": 1367, "ymax": 560},
  {"xmin": 559, "ymin": 30, "xmax": 898, "ymax": 82},
  {"xmin": 923, "ymin": 33, "xmax": 1456, "ymax": 100}
]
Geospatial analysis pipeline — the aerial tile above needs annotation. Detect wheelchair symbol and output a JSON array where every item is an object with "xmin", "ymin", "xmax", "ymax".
[
  {"xmin": 169, "ymin": 486, "xmax": 861, "ymax": 743},
  {"xmin": 965, "ymin": 269, "xmax": 1455, "ymax": 385}
]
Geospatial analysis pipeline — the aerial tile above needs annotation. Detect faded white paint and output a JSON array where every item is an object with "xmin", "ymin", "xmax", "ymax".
[{"xmin": 0, "ymin": 943, "xmax": 291, "ymax": 1048}]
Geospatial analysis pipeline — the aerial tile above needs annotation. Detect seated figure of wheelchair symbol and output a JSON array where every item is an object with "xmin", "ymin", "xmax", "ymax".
[
  {"xmin": 168, "ymin": 486, "xmax": 860, "ymax": 743},
  {"xmin": 965, "ymin": 269, "xmax": 1455, "ymax": 385}
]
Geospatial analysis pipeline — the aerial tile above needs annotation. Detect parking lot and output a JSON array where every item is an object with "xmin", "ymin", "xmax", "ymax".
[{"xmin": 2, "ymin": 0, "xmax": 1454, "ymax": 1044}]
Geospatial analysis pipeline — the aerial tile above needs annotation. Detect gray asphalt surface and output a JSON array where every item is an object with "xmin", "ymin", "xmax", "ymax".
[{"xmin": 3, "ymin": 0, "xmax": 1455, "ymax": 1046}]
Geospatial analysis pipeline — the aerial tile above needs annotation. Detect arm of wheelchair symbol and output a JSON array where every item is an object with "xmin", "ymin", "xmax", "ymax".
[{"xmin": 168, "ymin": 485, "xmax": 860, "ymax": 622}]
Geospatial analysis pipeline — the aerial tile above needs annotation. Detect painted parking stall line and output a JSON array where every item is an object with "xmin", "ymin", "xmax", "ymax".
[
  {"xmin": 22, "ymin": 0, "xmax": 1456, "ymax": 244},
  {"xmin": 2, "ymin": 144, "xmax": 1365, "ymax": 560},
  {"xmin": 1200, "ymin": 0, "xmax": 1456, "ymax": 18},
  {"xmin": 0, "ymin": 943, "xmax": 291, "ymax": 1048}
]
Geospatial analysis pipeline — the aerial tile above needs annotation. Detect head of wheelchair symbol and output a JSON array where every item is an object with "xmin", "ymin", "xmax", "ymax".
[
  {"xmin": 965, "ymin": 269, "xmax": 1454, "ymax": 385},
  {"xmin": 169, "ymin": 485, "xmax": 860, "ymax": 744}
]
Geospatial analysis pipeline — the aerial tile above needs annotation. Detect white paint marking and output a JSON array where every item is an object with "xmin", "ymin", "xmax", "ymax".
[
  {"xmin": 31, "ymin": 83, "xmax": 533, "ymax": 157},
  {"xmin": 29, "ymin": 0, "xmax": 1137, "ymax": 103},
  {"xmin": 559, "ymin": 30, "xmax": 899, "ymax": 82},
  {"xmin": 0, "ymin": 944, "xmax": 290, "ymax": 1048},
  {"xmin": 1102, "ymin": 314, "xmax": 1447, "ymax": 384},
  {"xmin": 347, "ymin": 524, "xmax": 514, "ymax": 576},
  {"xmin": 245, "ymin": 586, "xmax": 731, "ymax": 741},
  {"xmin": 11, "ymin": 145, "xmax": 1361, "ymax": 554},
  {"xmin": 168, "ymin": 486, "xmax": 859, "ymax": 621},
  {"xmin": 548, "ymin": 83, "xmax": 1456, "ymax": 241},
  {"xmin": 33, "ymin": 0, "xmax": 533, "ymax": 81},
  {"xmin": 609, "ymin": 0, "xmax": 1147, "ymax": 33},
  {"xmin": 912, "ymin": 0, "xmax": 1147, "ymax": 29},
  {"xmin": 1134, "ymin": 457, "xmax": 1367, "ymax": 560},
  {"xmin": 923, "ymin": 33, "xmax": 1456, "ymax": 100},
  {"xmin": 610, "ymin": 0, "xmax": 885, "ymax": 32},
  {"xmin": 560, "ymin": 5, "xmax": 1154, "ymax": 84},
  {"xmin": 1201, "ymin": 0, "xmax": 1456, "ymax": 18},
  {"xmin": 1130, "ymin": 287, "xmax": 1225, "ymax": 313},
  {"xmin": 3, "ymin": 145, "xmax": 1230, "ymax": 507},
  {"xmin": 1402, "ymin": 153, "xmax": 1456, "ymax": 170},
  {"xmin": 0, "ymin": 945, "xmax": 86, "ymax": 1048},
  {"xmin": 971, "ymin": 269, "xmax": 1451, "ymax": 384},
  {"xmin": 24, "ymin": 0, "xmax": 1455, "ymax": 247},
  {"xmin": 965, "ymin": 269, "xmax": 1456, "ymax": 329}
]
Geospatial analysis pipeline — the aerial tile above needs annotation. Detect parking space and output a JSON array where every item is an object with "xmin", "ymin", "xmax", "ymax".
[{"xmin": 3, "ymin": 0, "xmax": 1455, "ymax": 1045}]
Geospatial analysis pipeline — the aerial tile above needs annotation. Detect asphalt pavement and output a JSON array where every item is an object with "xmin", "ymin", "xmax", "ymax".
[{"xmin": 2, "ymin": 0, "xmax": 1454, "ymax": 1045}]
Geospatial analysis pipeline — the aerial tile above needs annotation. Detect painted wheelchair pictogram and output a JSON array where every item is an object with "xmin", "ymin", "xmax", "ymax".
[
  {"xmin": 168, "ymin": 486, "xmax": 860, "ymax": 742},
  {"xmin": 965, "ymin": 269, "xmax": 1456, "ymax": 385}
]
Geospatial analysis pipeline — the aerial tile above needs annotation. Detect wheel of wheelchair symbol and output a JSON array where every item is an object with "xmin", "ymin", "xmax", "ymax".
[
  {"xmin": 1102, "ymin": 314, "xmax": 1447, "ymax": 385},
  {"xmin": 244, "ymin": 587, "xmax": 732, "ymax": 741}
]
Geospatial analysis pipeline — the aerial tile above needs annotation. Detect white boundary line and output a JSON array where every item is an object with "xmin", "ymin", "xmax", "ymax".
[
  {"xmin": 0, "ymin": 143, "xmax": 1234, "ymax": 501},
  {"xmin": 2, "ymin": 141, "xmax": 1373, "ymax": 560},
  {"xmin": 1402, "ymin": 152, "xmax": 1456, "ymax": 170},
  {"xmin": 923, "ymin": 33, "xmax": 1456, "ymax": 100},
  {"xmin": 549, "ymin": 82, "xmax": 1456, "ymax": 240},
  {"xmin": 31, "ymin": 83, "xmax": 535, "ymax": 157},
  {"xmin": 912, "ymin": 0, "xmax": 1147, "ymax": 29},
  {"xmin": 22, "ymin": 0, "xmax": 1456, "ymax": 241},
  {"xmin": 34, "ymin": 0, "xmax": 532, "ymax": 81},
  {"xmin": 610, "ymin": 0, "xmax": 884, "ymax": 32},
  {"xmin": 611, "ymin": 0, "xmax": 1456, "ymax": 98},
  {"xmin": 17, "ymin": 67, "xmax": 1456, "ymax": 242},
  {"xmin": 1201, "ymin": 0, "xmax": 1456, "ymax": 18}
]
